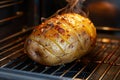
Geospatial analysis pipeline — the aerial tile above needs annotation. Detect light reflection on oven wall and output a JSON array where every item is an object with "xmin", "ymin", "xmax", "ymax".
[{"xmin": 85, "ymin": 0, "xmax": 120, "ymax": 27}]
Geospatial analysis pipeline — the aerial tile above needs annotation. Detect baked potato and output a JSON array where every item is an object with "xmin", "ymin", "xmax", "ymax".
[{"xmin": 24, "ymin": 13, "xmax": 96, "ymax": 66}]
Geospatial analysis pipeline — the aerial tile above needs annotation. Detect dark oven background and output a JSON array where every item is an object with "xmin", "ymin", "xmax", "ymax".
[
  {"xmin": 0, "ymin": 0, "xmax": 37, "ymax": 39},
  {"xmin": 0, "ymin": 0, "xmax": 120, "ymax": 39},
  {"xmin": 40, "ymin": 0, "xmax": 120, "ymax": 27}
]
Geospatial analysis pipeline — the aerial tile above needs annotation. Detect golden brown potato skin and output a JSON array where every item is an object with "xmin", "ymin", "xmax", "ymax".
[{"xmin": 25, "ymin": 13, "xmax": 96, "ymax": 66}]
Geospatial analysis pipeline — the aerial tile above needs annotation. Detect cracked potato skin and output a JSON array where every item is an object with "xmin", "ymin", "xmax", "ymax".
[{"xmin": 25, "ymin": 13, "xmax": 96, "ymax": 66}]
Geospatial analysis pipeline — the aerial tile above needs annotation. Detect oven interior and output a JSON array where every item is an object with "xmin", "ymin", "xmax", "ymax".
[{"xmin": 0, "ymin": 0, "xmax": 120, "ymax": 80}]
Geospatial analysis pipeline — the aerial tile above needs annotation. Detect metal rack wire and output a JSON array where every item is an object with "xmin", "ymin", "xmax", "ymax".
[{"xmin": 0, "ymin": 27, "xmax": 120, "ymax": 80}]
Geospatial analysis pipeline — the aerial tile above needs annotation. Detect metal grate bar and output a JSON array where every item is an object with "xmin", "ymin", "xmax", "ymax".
[
  {"xmin": 75, "ymin": 63, "xmax": 98, "ymax": 79},
  {"xmin": 0, "ymin": 43, "xmax": 24, "ymax": 67},
  {"xmin": 94, "ymin": 44, "xmax": 111, "ymax": 61},
  {"xmin": 97, "ymin": 44, "xmax": 119, "ymax": 64},
  {"xmin": 40, "ymin": 67, "xmax": 51, "ymax": 74},
  {"xmin": 102, "ymin": 66, "xmax": 120, "ymax": 80},
  {"xmin": 10, "ymin": 59, "xmax": 30, "ymax": 69},
  {"xmin": 72, "ymin": 65, "xmax": 87, "ymax": 79},
  {"xmin": 31, "ymin": 65, "xmax": 47, "ymax": 73},
  {"xmin": 0, "ymin": 1, "xmax": 23, "ymax": 9},
  {"xmin": 0, "ymin": 38, "xmax": 119, "ymax": 80},
  {"xmin": 110, "ymin": 47, "xmax": 120, "ymax": 66},
  {"xmin": 116, "ymin": 57, "xmax": 120, "ymax": 66},
  {"xmin": 20, "ymin": 63, "xmax": 33, "ymax": 70},
  {"xmin": 41, "ymin": 66, "xmax": 62, "ymax": 75},
  {"xmin": 0, "ymin": 38, "xmax": 24, "ymax": 51},
  {"xmin": 3, "ymin": 55, "xmax": 28, "ymax": 69},
  {"xmin": 99, "ymin": 65, "xmax": 119, "ymax": 80},
  {"xmin": 0, "ymin": 42, "xmax": 24, "ymax": 58},
  {"xmin": 86, "ymin": 45, "xmax": 117, "ymax": 80},
  {"xmin": 11, "ymin": 58, "xmax": 33, "ymax": 70},
  {"xmin": 0, "ymin": 27, "xmax": 33, "ymax": 43},
  {"xmin": 99, "ymin": 51, "xmax": 120, "ymax": 80},
  {"xmin": 0, "ymin": 0, "xmax": 15, "ymax": 4},
  {"xmin": 89, "ymin": 43, "xmax": 107, "ymax": 59},
  {"xmin": 60, "ymin": 62, "xmax": 77, "ymax": 77},
  {"xmin": 103, "ymin": 46, "xmax": 119, "ymax": 64},
  {"xmin": 93, "ymin": 42, "xmax": 103, "ymax": 52},
  {"xmin": 0, "ymin": 51, "xmax": 24, "ymax": 67},
  {"xmin": 0, "ymin": 12, "xmax": 23, "ymax": 23},
  {"xmin": 0, "ymin": 48, "xmax": 24, "ymax": 62},
  {"xmin": 19, "ymin": 61, "xmax": 40, "ymax": 71},
  {"xmin": 89, "ymin": 64, "xmax": 108, "ymax": 80},
  {"xmin": 11, "ymin": 61, "xmax": 25, "ymax": 69},
  {"xmin": 113, "ymin": 69, "xmax": 120, "ymax": 80},
  {"xmin": 0, "ymin": 26, "xmax": 120, "ymax": 80},
  {"xmin": 30, "ymin": 66, "xmax": 39, "ymax": 72},
  {"xmin": 51, "ymin": 65, "xmax": 64, "ymax": 75},
  {"xmin": 0, "ymin": 68, "xmax": 72, "ymax": 80}
]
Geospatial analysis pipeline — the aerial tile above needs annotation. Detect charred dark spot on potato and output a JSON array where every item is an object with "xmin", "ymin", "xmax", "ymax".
[
  {"xmin": 34, "ymin": 50, "xmax": 42, "ymax": 57},
  {"xmin": 37, "ymin": 34, "xmax": 40, "ymax": 36},
  {"xmin": 55, "ymin": 25, "xmax": 65, "ymax": 34},
  {"xmin": 44, "ymin": 25, "xmax": 49, "ymax": 29},
  {"xmin": 78, "ymin": 34, "xmax": 81, "ymax": 37},
  {"xmin": 86, "ymin": 36, "xmax": 90, "ymax": 41},
  {"xmin": 60, "ymin": 39, "xmax": 64, "ymax": 43},
  {"xmin": 58, "ymin": 28, "xmax": 65, "ymax": 34},
  {"xmin": 66, "ymin": 30, "xmax": 69, "ymax": 33},
  {"xmin": 54, "ymin": 33, "xmax": 59, "ymax": 38},
  {"xmin": 90, "ymin": 36, "xmax": 93, "ymax": 40},
  {"xmin": 67, "ymin": 34, "xmax": 70, "ymax": 37},
  {"xmin": 38, "ymin": 28, "xmax": 41, "ymax": 31},
  {"xmin": 34, "ymin": 49, "xmax": 48, "ymax": 58},
  {"xmin": 82, "ymin": 25, "xmax": 85, "ymax": 27},
  {"xmin": 83, "ymin": 31, "xmax": 86, "ymax": 34},
  {"xmin": 45, "ymin": 44, "xmax": 48, "ymax": 46},
  {"xmin": 57, "ymin": 21, "xmax": 61, "ymax": 24},
  {"xmin": 82, "ymin": 31, "xmax": 87, "ymax": 36},
  {"xmin": 68, "ymin": 44, "xmax": 74, "ymax": 48},
  {"xmin": 74, "ymin": 28, "xmax": 77, "ymax": 30},
  {"xmin": 55, "ymin": 25, "xmax": 60, "ymax": 30}
]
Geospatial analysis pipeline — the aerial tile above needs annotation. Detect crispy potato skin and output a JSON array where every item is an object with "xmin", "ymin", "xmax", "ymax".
[{"xmin": 25, "ymin": 13, "xmax": 96, "ymax": 66}]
